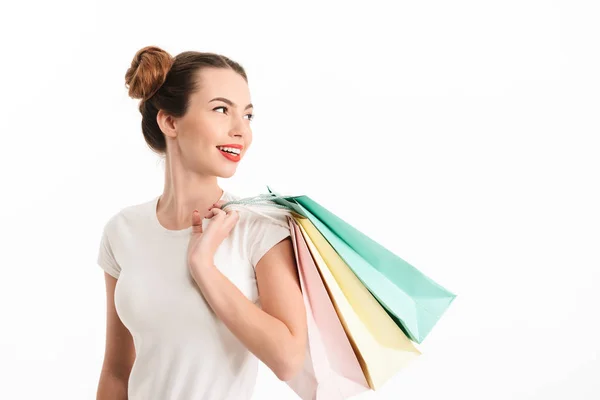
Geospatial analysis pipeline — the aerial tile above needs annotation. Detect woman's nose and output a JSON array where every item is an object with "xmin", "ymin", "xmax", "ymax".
[{"xmin": 230, "ymin": 120, "xmax": 249, "ymax": 138}]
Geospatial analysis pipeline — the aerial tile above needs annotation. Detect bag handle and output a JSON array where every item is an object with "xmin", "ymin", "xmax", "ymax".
[{"xmin": 221, "ymin": 194, "xmax": 296, "ymax": 229}]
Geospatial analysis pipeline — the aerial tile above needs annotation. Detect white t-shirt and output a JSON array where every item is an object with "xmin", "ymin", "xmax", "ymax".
[{"xmin": 96, "ymin": 190, "xmax": 291, "ymax": 400}]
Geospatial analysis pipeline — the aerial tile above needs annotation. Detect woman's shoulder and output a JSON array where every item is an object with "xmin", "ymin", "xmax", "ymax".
[
  {"xmin": 100, "ymin": 196, "xmax": 156, "ymax": 234},
  {"xmin": 223, "ymin": 193, "xmax": 292, "ymax": 233},
  {"xmin": 221, "ymin": 190, "xmax": 242, "ymax": 202}
]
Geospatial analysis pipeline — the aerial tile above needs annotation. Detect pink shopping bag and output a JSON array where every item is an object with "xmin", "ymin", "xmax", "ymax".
[{"xmin": 285, "ymin": 217, "xmax": 370, "ymax": 399}]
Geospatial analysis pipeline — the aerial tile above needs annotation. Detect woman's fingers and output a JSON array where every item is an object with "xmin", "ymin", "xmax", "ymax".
[
  {"xmin": 205, "ymin": 201, "xmax": 238, "ymax": 227},
  {"xmin": 213, "ymin": 200, "xmax": 227, "ymax": 209},
  {"xmin": 206, "ymin": 205, "xmax": 238, "ymax": 227},
  {"xmin": 224, "ymin": 210, "xmax": 239, "ymax": 224},
  {"xmin": 205, "ymin": 206, "xmax": 228, "ymax": 219},
  {"xmin": 191, "ymin": 210, "xmax": 203, "ymax": 234}
]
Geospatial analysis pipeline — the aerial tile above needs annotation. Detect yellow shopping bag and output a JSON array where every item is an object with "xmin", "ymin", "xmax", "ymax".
[{"xmin": 294, "ymin": 216, "xmax": 421, "ymax": 390}]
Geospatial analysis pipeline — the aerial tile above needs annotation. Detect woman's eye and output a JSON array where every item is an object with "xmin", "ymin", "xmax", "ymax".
[{"xmin": 213, "ymin": 106, "xmax": 253, "ymax": 121}]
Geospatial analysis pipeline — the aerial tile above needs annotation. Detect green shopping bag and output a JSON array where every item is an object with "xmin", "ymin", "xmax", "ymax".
[{"xmin": 222, "ymin": 187, "xmax": 456, "ymax": 344}]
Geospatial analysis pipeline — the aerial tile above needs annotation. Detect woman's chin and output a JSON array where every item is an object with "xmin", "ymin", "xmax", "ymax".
[
  {"xmin": 217, "ymin": 165, "xmax": 238, "ymax": 178},
  {"xmin": 212, "ymin": 155, "xmax": 242, "ymax": 178}
]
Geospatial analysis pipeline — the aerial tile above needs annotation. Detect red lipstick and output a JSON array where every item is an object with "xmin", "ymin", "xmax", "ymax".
[{"xmin": 217, "ymin": 144, "xmax": 243, "ymax": 162}]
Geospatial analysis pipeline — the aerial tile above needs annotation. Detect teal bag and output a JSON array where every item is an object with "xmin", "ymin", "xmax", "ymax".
[{"xmin": 222, "ymin": 187, "xmax": 456, "ymax": 344}]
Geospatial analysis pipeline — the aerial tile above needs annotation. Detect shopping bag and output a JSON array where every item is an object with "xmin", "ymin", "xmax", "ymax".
[
  {"xmin": 285, "ymin": 217, "xmax": 370, "ymax": 399},
  {"xmin": 293, "ymin": 215, "xmax": 421, "ymax": 390},
  {"xmin": 264, "ymin": 188, "xmax": 457, "ymax": 344},
  {"xmin": 220, "ymin": 198, "xmax": 421, "ymax": 390}
]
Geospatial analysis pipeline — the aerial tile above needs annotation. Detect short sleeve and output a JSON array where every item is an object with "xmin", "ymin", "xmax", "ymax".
[
  {"xmin": 97, "ymin": 227, "xmax": 121, "ymax": 279},
  {"xmin": 248, "ymin": 213, "xmax": 292, "ymax": 269}
]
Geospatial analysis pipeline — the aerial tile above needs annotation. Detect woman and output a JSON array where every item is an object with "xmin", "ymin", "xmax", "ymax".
[{"xmin": 95, "ymin": 46, "xmax": 307, "ymax": 400}]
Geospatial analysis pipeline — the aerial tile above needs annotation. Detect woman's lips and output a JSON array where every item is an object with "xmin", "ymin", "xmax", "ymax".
[
  {"xmin": 218, "ymin": 148, "xmax": 241, "ymax": 162},
  {"xmin": 217, "ymin": 145, "xmax": 242, "ymax": 162}
]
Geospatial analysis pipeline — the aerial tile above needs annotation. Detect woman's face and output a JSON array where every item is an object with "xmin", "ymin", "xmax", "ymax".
[{"xmin": 171, "ymin": 67, "xmax": 254, "ymax": 178}]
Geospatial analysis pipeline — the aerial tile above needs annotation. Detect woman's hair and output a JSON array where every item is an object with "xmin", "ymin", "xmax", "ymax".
[{"xmin": 124, "ymin": 46, "xmax": 248, "ymax": 155}]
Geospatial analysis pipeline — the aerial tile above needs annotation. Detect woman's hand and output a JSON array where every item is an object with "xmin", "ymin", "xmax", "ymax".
[{"xmin": 187, "ymin": 200, "xmax": 239, "ymax": 278}]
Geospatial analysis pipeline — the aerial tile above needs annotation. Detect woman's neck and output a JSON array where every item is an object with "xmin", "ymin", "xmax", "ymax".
[{"xmin": 156, "ymin": 157, "xmax": 224, "ymax": 230}]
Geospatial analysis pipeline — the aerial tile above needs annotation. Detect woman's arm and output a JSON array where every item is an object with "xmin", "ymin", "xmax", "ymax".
[
  {"xmin": 192, "ymin": 237, "xmax": 307, "ymax": 381},
  {"xmin": 96, "ymin": 272, "xmax": 135, "ymax": 399}
]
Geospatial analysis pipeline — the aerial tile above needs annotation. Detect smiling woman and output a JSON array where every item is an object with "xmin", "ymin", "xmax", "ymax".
[{"xmin": 95, "ymin": 46, "xmax": 307, "ymax": 400}]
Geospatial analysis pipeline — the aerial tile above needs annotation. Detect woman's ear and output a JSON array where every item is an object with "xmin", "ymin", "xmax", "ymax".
[{"xmin": 157, "ymin": 109, "xmax": 177, "ymax": 139}]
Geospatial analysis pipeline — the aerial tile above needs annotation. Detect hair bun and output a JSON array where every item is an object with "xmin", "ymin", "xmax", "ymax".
[{"xmin": 125, "ymin": 46, "xmax": 173, "ymax": 101}]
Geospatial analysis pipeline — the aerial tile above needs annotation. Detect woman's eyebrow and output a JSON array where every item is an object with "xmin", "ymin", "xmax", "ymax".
[{"xmin": 209, "ymin": 97, "xmax": 253, "ymax": 110}]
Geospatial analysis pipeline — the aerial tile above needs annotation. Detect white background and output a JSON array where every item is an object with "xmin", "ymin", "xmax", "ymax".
[{"xmin": 1, "ymin": 0, "xmax": 598, "ymax": 399}]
